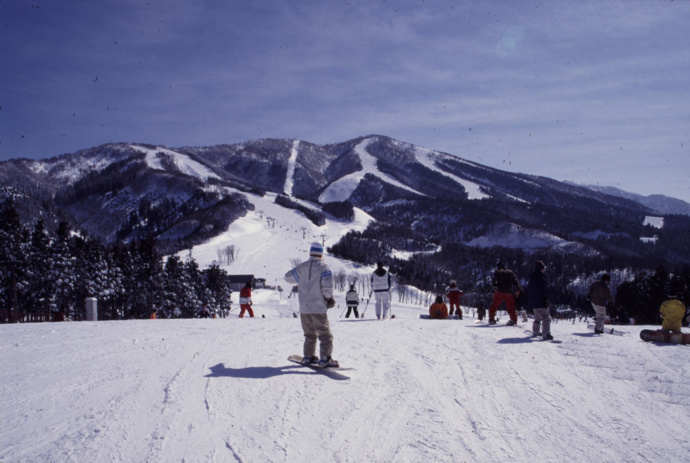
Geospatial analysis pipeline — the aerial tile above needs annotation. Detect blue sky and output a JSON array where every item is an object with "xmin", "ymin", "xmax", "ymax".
[{"xmin": 1, "ymin": 0, "xmax": 689, "ymax": 202}]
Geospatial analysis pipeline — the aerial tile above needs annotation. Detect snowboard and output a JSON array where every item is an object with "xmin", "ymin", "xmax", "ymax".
[
  {"xmin": 419, "ymin": 314, "xmax": 462, "ymax": 320},
  {"xmin": 639, "ymin": 329, "xmax": 690, "ymax": 345},
  {"xmin": 287, "ymin": 355, "xmax": 351, "ymax": 380},
  {"xmin": 523, "ymin": 330, "xmax": 562, "ymax": 343},
  {"xmin": 587, "ymin": 324, "xmax": 628, "ymax": 336}
]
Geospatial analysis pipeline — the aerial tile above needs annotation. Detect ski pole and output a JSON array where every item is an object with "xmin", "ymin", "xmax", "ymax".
[
  {"xmin": 361, "ymin": 291, "xmax": 372, "ymax": 318},
  {"xmin": 340, "ymin": 304, "xmax": 347, "ymax": 318}
]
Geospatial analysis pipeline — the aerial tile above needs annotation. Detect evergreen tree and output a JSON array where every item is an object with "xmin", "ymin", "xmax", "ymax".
[
  {"xmin": 47, "ymin": 221, "xmax": 77, "ymax": 318},
  {"xmin": 28, "ymin": 220, "xmax": 52, "ymax": 320},
  {"xmin": 130, "ymin": 235, "xmax": 164, "ymax": 319},
  {"xmin": 0, "ymin": 199, "xmax": 29, "ymax": 322},
  {"xmin": 203, "ymin": 263, "xmax": 233, "ymax": 317}
]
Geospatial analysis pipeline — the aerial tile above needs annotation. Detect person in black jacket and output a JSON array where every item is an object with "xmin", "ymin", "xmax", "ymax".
[
  {"xmin": 527, "ymin": 260, "xmax": 552, "ymax": 340},
  {"xmin": 489, "ymin": 262, "xmax": 522, "ymax": 325}
]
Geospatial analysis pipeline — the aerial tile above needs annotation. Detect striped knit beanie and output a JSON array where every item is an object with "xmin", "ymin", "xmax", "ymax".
[{"xmin": 309, "ymin": 242, "xmax": 324, "ymax": 257}]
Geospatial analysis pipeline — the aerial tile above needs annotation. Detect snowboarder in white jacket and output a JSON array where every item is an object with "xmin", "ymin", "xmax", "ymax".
[
  {"xmin": 371, "ymin": 262, "xmax": 392, "ymax": 319},
  {"xmin": 345, "ymin": 284, "xmax": 359, "ymax": 318},
  {"xmin": 284, "ymin": 242, "xmax": 337, "ymax": 367}
]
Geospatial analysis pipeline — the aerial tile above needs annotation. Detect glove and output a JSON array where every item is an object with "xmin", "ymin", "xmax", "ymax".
[{"xmin": 326, "ymin": 298, "xmax": 335, "ymax": 309}]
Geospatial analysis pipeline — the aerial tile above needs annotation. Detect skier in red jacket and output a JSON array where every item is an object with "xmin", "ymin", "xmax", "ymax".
[
  {"xmin": 239, "ymin": 282, "xmax": 254, "ymax": 318},
  {"xmin": 446, "ymin": 280, "xmax": 463, "ymax": 319}
]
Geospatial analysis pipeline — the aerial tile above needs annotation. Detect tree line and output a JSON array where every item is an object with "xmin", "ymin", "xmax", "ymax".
[
  {"xmin": 0, "ymin": 199, "xmax": 234, "ymax": 323},
  {"xmin": 329, "ymin": 221, "xmax": 690, "ymax": 325}
]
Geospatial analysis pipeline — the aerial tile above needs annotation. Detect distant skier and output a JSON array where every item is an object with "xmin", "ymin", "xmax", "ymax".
[
  {"xmin": 150, "ymin": 309, "xmax": 158, "ymax": 320},
  {"xmin": 284, "ymin": 242, "xmax": 337, "ymax": 367},
  {"xmin": 587, "ymin": 274, "xmax": 612, "ymax": 334},
  {"xmin": 660, "ymin": 295, "xmax": 685, "ymax": 333},
  {"xmin": 239, "ymin": 282, "xmax": 254, "ymax": 318},
  {"xmin": 197, "ymin": 305, "xmax": 211, "ymax": 318},
  {"xmin": 345, "ymin": 284, "xmax": 360, "ymax": 318},
  {"xmin": 527, "ymin": 260, "xmax": 553, "ymax": 340},
  {"xmin": 54, "ymin": 309, "xmax": 71, "ymax": 322},
  {"xmin": 488, "ymin": 262, "xmax": 522, "ymax": 326},
  {"xmin": 477, "ymin": 303, "xmax": 486, "ymax": 321},
  {"xmin": 371, "ymin": 262, "xmax": 392, "ymax": 319},
  {"xmin": 429, "ymin": 295, "xmax": 449, "ymax": 319},
  {"xmin": 446, "ymin": 280, "xmax": 463, "ymax": 319}
]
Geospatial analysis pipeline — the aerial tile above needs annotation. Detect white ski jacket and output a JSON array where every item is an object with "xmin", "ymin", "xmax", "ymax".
[
  {"xmin": 284, "ymin": 257, "xmax": 334, "ymax": 314},
  {"xmin": 371, "ymin": 269, "xmax": 391, "ymax": 293},
  {"xmin": 346, "ymin": 290, "xmax": 359, "ymax": 305}
]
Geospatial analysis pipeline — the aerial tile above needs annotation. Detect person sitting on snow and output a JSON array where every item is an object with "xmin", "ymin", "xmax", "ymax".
[
  {"xmin": 429, "ymin": 295, "xmax": 449, "ymax": 319},
  {"xmin": 660, "ymin": 295, "xmax": 685, "ymax": 333}
]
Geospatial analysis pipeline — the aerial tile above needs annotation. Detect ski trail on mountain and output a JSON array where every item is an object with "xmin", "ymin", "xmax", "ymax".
[
  {"xmin": 319, "ymin": 138, "xmax": 423, "ymax": 202},
  {"xmin": 413, "ymin": 146, "xmax": 490, "ymax": 200},
  {"xmin": 284, "ymin": 140, "xmax": 299, "ymax": 196}
]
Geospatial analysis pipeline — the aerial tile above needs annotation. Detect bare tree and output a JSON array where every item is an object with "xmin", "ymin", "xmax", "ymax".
[
  {"xmin": 223, "ymin": 245, "xmax": 239, "ymax": 264},
  {"xmin": 333, "ymin": 269, "xmax": 347, "ymax": 292}
]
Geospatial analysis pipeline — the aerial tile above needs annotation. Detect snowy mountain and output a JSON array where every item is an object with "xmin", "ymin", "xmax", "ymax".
[
  {"xmin": 3, "ymin": 136, "xmax": 689, "ymax": 462},
  {"xmin": 1, "ymin": 135, "xmax": 689, "ymax": 272},
  {"xmin": 572, "ymin": 183, "xmax": 690, "ymax": 217},
  {"xmin": 2, "ymin": 303, "xmax": 689, "ymax": 462}
]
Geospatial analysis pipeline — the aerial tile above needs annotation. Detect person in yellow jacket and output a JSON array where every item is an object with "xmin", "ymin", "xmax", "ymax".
[{"xmin": 660, "ymin": 297, "xmax": 685, "ymax": 332}]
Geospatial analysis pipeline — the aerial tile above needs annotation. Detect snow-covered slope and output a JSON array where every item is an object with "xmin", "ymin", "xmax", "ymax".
[
  {"xmin": 319, "ymin": 138, "xmax": 424, "ymax": 203},
  {"xmin": 413, "ymin": 145, "xmax": 490, "ymax": 200},
  {"xmin": 132, "ymin": 145, "xmax": 221, "ymax": 181},
  {"xmin": 178, "ymin": 191, "xmax": 375, "ymax": 284},
  {"xmin": 1, "ymin": 306, "xmax": 688, "ymax": 462}
]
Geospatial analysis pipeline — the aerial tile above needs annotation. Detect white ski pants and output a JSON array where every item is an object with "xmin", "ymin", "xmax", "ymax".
[{"xmin": 374, "ymin": 291, "xmax": 391, "ymax": 319}]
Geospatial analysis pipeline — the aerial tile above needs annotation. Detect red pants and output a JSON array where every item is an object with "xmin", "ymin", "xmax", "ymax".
[
  {"xmin": 489, "ymin": 291, "xmax": 517, "ymax": 322},
  {"xmin": 449, "ymin": 301, "xmax": 460, "ymax": 316},
  {"xmin": 239, "ymin": 304, "xmax": 254, "ymax": 318}
]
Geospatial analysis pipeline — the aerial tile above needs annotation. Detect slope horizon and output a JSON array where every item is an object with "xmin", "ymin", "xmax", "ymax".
[{"xmin": 3, "ymin": 135, "xmax": 689, "ymax": 207}]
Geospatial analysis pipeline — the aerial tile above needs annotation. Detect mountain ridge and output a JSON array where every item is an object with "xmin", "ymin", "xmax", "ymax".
[{"xmin": 1, "ymin": 135, "xmax": 689, "ymax": 271}]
